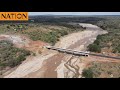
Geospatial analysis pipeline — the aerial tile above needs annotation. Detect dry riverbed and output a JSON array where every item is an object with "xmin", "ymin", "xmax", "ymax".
[{"xmin": 2, "ymin": 23, "xmax": 109, "ymax": 78}]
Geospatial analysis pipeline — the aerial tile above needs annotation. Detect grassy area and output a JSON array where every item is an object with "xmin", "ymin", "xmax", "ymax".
[
  {"xmin": 0, "ymin": 40, "xmax": 30, "ymax": 71},
  {"xmin": 82, "ymin": 62, "xmax": 120, "ymax": 78}
]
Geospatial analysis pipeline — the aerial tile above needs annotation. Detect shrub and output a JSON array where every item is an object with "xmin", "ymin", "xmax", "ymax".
[
  {"xmin": 114, "ymin": 46, "xmax": 120, "ymax": 53},
  {"xmin": 88, "ymin": 44, "xmax": 101, "ymax": 53},
  {"xmin": 82, "ymin": 68, "xmax": 93, "ymax": 78},
  {"xmin": 0, "ymin": 40, "xmax": 30, "ymax": 69},
  {"xmin": 94, "ymin": 40, "xmax": 100, "ymax": 45},
  {"xmin": 6, "ymin": 26, "xmax": 10, "ymax": 29}
]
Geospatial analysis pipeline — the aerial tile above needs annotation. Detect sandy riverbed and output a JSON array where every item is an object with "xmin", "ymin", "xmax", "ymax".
[{"xmin": 3, "ymin": 23, "xmax": 108, "ymax": 78}]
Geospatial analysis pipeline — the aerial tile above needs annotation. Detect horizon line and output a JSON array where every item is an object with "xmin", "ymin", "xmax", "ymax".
[{"xmin": 29, "ymin": 14, "xmax": 120, "ymax": 16}]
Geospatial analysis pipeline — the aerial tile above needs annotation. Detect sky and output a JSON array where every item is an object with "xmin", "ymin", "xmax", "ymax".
[{"xmin": 29, "ymin": 12, "xmax": 120, "ymax": 16}]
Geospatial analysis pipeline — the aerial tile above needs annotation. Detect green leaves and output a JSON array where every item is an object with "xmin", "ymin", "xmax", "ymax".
[
  {"xmin": 88, "ymin": 44, "xmax": 101, "ymax": 53},
  {"xmin": 0, "ymin": 40, "xmax": 30, "ymax": 69},
  {"xmin": 82, "ymin": 68, "xmax": 93, "ymax": 78}
]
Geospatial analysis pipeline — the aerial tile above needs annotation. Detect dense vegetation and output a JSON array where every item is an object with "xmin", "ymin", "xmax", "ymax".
[
  {"xmin": 29, "ymin": 15, "xmax": 105, "ymax": 23},
  {"xmin": 23, "ymin": 29, "xmax": 68, "ymax": 45},
  {"xmin": 88, "ymin": 43, "xmax": 101, "ymax": 53},
  {"xmin": 0, "ymin": 40, "xmax": 30, "ymax": 70},
  {"xmin": 21, "ymin": 25, "xmax": 84, "ymax": 45},
  {"xmin": 0, "ymin": 21, "xmax": 84, "ymax": 45},
  {"xmin": 82, "ymin": 62, "xmax": 120, "ymax": 78},
  {"xmin": 88, "ymin": 16, "xmax": 120, "ymax": 54}
]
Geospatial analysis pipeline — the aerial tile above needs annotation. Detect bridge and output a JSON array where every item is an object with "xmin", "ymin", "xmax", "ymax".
[
  {"xmin": 45, "ymin": 46, "xmax": 120, "ymax": 60},
  {"xmin": 45, "ymin": 46, "xmax": 90, "ymax": 56}
]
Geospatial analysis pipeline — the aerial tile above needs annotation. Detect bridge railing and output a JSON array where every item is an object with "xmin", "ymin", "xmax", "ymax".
[{"xmin": 45, "ymin": 46, "xmax": 90, "ymax": 56}]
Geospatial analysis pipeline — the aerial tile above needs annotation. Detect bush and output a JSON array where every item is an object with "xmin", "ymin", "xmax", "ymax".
[
  {"xmin": 94, "ymin": 40, "xmax": 100, "ymax": 45},
  {"xmin": 40, "ymin": 31, "xmax": 58, "ymax": 44},
  {"xmin": 84, "ymin": 62, "xmax": 120, "ymax": 78},
  {"xmin": 113, "ymin": 45, "xmax": 120, "ymax": 53},
  {"xmin": 82, "ymin": 68, "xmax": 93, "ymax": 78},
  {"xmin": 0, "ymin": 40, "xmax": 30, "ymax": 69},
  {"xmin": 6, "ymin": 26, "xmax": 10, "ymax": 29},
  {"xmin": 58, "ymin": 30, "xmax": 68, "ymax": 36},
  {"xmin": 88, "ymin": 44, "xmax": 101, "ymax": 53}
]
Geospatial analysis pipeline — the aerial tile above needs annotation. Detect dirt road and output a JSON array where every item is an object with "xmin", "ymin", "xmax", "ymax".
[{"xmin": 4, "ymin": 23, "xmax": 108, "ymax": 78}]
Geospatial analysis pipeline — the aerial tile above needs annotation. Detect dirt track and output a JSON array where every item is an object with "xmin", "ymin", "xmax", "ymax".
[{"xmin": 3, "ymin": 23, "xmax": 110, "ymax": 78}]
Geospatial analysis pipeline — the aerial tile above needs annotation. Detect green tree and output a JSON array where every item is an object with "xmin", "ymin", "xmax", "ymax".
[{"xmin": 88, "ymin": 44, "xmax": 101, "ymax": 53}]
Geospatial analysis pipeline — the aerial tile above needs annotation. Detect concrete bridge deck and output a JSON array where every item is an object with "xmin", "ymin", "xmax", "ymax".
[{"xmin": 45, "ymin": 46, "xmax": 120, "ymax": 60}]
